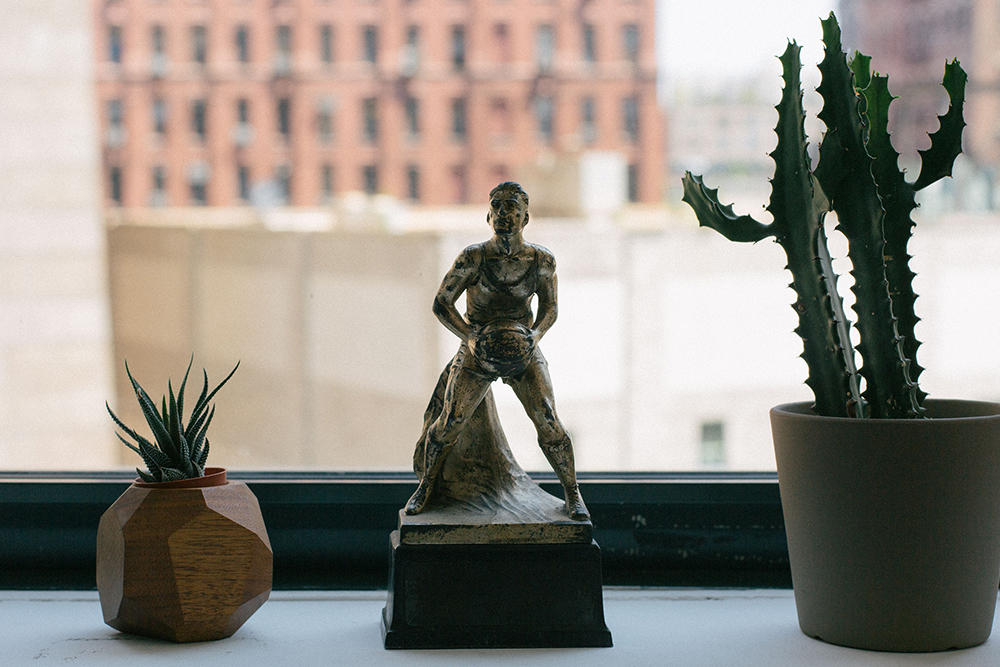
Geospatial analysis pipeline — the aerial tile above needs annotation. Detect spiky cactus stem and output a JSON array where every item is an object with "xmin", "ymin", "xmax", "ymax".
[
  {"xmin": 813, "ymin": 14, "xmax": 923, "ymax": 419},
  {"xmin": 683, "ymin": 42, "xmax": 860, "ymax": 418},
  {"xmin": 681, "ymin": 12, "xmax": 965, "ymax": 420}
]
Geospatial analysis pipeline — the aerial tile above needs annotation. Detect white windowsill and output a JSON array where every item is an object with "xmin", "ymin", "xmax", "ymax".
[{"xmin": 4, "ymin": 589, "xmax": 997, "ymax": 665}]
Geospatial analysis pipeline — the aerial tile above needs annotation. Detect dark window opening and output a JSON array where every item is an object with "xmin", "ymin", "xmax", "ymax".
[
  {"xmin": 363, "ymin": 165, "xmax": 378, "ymax": 194},
  {"xmin": 109, "ymin": 166, "xmax": 122, "ymax": 205},
  {"xmin": 452, "ymin": 98, "xmax": 467, "ymax": 142},
  {"xmin": 452, "ymin": 26, "xmax": 466, "ymax": 71},
  {"xmin": 108, "ymin": 26, "xmax": 123, "ymax": 64},
  {"xmin": 320, "ymin": 24, "xmax": 334, "ymax": 65},
  {"xmin": 363, "ymin": 26, "xmax": 378, "ymax": 64},
  {"xmin": 192, "ymin": 25, "xmax": 207, "ymax": 65},
  {"xmin": 362, "ymin": 97, "xmax": 378, "ymax": 143},
  {"xmin": 235, "ymin": 25, "xmax": 250, "ymax": 63},
  {"xmin": 407, "ymin": 165, "xmax": 420, "ymax": 202}
]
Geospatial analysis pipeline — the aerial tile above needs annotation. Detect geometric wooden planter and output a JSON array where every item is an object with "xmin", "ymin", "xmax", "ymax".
[{"xmin": 96, "ymin": 468, "xmax": 273, "ymax": 643}]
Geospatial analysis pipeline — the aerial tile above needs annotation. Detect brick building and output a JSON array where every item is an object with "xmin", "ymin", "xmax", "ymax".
[{"xmin": 94, "ymin": 0, "xmax": 663, "ymax": 208}]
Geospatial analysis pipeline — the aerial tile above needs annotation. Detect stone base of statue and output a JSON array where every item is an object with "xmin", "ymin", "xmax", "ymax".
[
  {"xmin": 381, "ymin": 530, "xmax": 611, "ymax": 649},
  {"xmin": 381, "ymin": 373, "xmax": 612, "ymax": 649}
]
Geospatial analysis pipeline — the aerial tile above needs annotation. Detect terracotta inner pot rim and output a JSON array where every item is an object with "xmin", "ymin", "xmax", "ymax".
[
  {"xmin": 132, "ymin": 466, "xmax": 228, "ymax": 489},
  {"xmin": 772, "ymin": 399, "xmax": 1000, "ymax": 423}
]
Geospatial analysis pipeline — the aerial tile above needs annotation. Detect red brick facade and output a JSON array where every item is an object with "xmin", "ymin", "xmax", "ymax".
[{"xmin": 95, "ymin": 0, "xmax": 663, "ymax": 207}]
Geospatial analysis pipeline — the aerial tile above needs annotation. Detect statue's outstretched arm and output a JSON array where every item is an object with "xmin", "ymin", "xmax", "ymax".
[{"xmin": 432, "ymin": 247, "xmax": 479, "ymax": 342}]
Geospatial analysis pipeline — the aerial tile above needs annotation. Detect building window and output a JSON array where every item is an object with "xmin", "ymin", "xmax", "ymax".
[
  {"xmin": 405, "ymin": 96, "xmax": 419, "ymax": 140},
  {"xmin": 494, "ymin": 23, "xmax": 511, "ymax": 63},
  {"xmin": 151, "ymin": 166, "xmax": 167, "ymax": 207},
  {"xmin": 582, "ymin": 24, "xmax": 596, "ymax": 64},
  {"xmin": 623, "ymin": 95, "xmax": 639, "ymax": 143},
  {"xmin": 623, "ymin": 24, "xmax": 639, "ymax": 65},
  {"xmin": 362, "ymin": 26, "xmax": 378, "ymax": 64},
  {"xmin": 108, "ymin": 26, "xmax": 123, "ymax": 64},
  {"xmin": 191, "ymin": 25, "xmax": 207, "ymax": 65},
  {"xmin": 109, "ymin": 166, "xmax": 122, "ymax": 205},
  {"xmin": 234, "ymin": 99, "xmax": 252, "ymax": 147},
  {"xmin": 321, "ymin": 164, "xmax": 334, "ymax": 202},
  {"xmin": 451, "ymin": 26, "xmax": 466, "ymax": 71},
  {"xmin": 535, "ymin": 96, "xmax": 554, "ymax": 144},
  {"xmin": 320, "ymin": 25, "xmax": 334, "ymax": 65},
  {"xmin": 276, "ymin": 25, "xmax": 292, "ymax": 75},
  {"xmin": 276, "ymin": 165, "xmax": 292, "ymax": 204},
  {"xmin": 317, "ymin": 97, "xmax": 334, "ymax": 144},
  {"xmin": 152, "ymin": 98, "xmax": 168, "ymax": 136},
  {"xmin": 235, "ymin": 25, "xmax": 250, "ymax": 64},
  {"xmin": 451, "ymin": 165, "xmax": 468, "ymax": 204},
  {"xmin": 151, "ymin": 25, "xmax": 167, "ymax": 76},
  {"xmin": 363, "ymin": 165, "xmax": 378, "ymax": 195},
  {"xmin": 277, "ymin": 98, "xmax": 291, "ymax": 141},
  {"xmin": 627, "ymin": 163, "xmax": 639, "ymax": 202},
  {"xmin": 491, "ymin": 97, "xmax": 511, "ymax": 140},
  {"xmin": 536, "ymin": 25, "xmax": 554, "ymax": 73},
  {"xmin": 362, "ymin": 97, "xmax": 378, "ymax": 143},
  {"xmin": 191, "ymin": 99, "xmax": 207, "ymax": 142},
  {"xmin": 106, "ymin": 99, "xmax": 125, "ymax": 147},
  {"xmin": 406, "ymin": 165, "xmax": 420, "ymax": 202},
  {"xmin": 581, "ymin": 96, "xmax": 596, "ymax": 145},
  {"xmin": 451, "ymin": 98, "xmax": 467, "ymax": 143},
  {"xmin": 238, "ymin": 165, "xmax": 251, "ymax": 202},
  {"xmin": 700, "ymin": 421, "xmax": 726, "ymax": 466},
  {"xmin": 188, "ymin": 162, "xmax": 209, "ymax": 205},
  {"xmin": 402, "ymin": 26, "xmax": 420, "ymax": 76}
]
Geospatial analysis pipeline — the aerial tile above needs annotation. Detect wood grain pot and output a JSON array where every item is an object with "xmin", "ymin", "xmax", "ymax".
[{"xmin": 96, "ymin": 468, "xmax": 273, "ymax": 642}]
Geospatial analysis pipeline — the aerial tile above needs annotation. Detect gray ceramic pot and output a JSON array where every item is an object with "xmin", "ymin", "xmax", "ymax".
[{"xmin": 771, "ymin": 399, "xmax": 1000, "ymax": 652}]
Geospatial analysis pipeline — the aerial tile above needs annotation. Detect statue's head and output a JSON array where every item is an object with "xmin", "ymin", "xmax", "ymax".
[{"xmin": 487, "ymin": 181, "xmax": 529, "ymax": 236}]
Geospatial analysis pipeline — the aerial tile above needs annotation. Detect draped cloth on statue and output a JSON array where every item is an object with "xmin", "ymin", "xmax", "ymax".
[{"xmin": 400, "ymin": 355, "xmax": 591, "ymax": 545}]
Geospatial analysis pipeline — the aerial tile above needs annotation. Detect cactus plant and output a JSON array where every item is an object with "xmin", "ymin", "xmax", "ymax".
[
  {"xmin": 681, "ymin": 12, "xmax": 966, "ymax": 419},
  {"xmin": 107, "ymin": 358, "xmax": 239, "ymax": 482}
]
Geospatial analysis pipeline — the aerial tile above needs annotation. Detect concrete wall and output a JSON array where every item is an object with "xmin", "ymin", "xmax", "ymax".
[
  {"xmin": 0, "ymin": 0, "xmax": 114, "ymax": 469},
  {"xmin": 105, "ymin": 208, "xmax": 1000, "ymax": 473}
]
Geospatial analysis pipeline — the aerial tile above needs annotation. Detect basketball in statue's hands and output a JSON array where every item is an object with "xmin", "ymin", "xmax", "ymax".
[{"xmin": 470, "ymin": 320, "xmax": 535, "ymax": 377}]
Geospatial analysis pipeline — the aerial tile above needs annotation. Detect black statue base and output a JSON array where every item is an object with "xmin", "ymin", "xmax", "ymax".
[{"xmin": 381, "ymin": 530, "xmax": 613, "ymax": 649}]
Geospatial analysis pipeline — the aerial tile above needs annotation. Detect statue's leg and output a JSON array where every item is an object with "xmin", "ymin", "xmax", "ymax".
[
  {"xmin": 404, "ymin": 360, "xmax": 493, "ymax": 515},
  {"xmin": 506, "ymin": 352, "xmax": 590, "ymax": 521}
]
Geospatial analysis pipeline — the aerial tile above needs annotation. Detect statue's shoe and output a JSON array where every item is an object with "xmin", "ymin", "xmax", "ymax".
[
  {"xmin": 564, "ymin": 485, "xmax": 590, "ymax": 521},
  {"xmin": 404, "ymin": 481, "xmax": 433, "ymax": 515}
]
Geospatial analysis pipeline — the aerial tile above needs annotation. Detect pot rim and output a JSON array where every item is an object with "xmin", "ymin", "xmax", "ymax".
[
  {"xmin": 133, "ymin": 466, "xmax": 227, "ymax": 489},
  {"xmin": 771, "ymin": 398, "xmax": 1000, "ymax": 423}
]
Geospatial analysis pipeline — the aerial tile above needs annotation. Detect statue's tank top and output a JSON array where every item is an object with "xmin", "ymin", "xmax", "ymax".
[{"xmin": 465, "ymin": 247, "xmax": 538, "ymax": 327}]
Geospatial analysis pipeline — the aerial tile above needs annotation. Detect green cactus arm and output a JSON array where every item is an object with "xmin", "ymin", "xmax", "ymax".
[
  {"xmin": 859, "ymin": 70, "xmax": 928, "ymax": 404},
  {"xmin": 849, "ymin": 51, "xmax": 872, "ymax": 91},
  {"xmin": 768, "ymin": 41, "xmax": 859, "ymax": 418},
  {"xmin": 816, "ymin": 222, "xmax": 865, "ymax": 416},
  {"xmin": 913, "ymin": 60, "xmax": 967, "ymax": 191},
  {"xmin": 814, "ymin": 13, "xmax": 922, "ymax": 418},
  {"xmin": 680, "ymin": 173, "xmax": 774, "ymax": 243}
]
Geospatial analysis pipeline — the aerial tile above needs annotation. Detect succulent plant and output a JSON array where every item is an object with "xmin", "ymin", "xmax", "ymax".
[
  {"xmin": 107, "ymin": 358, "xmax": 239, "ymax": 482},
  {"xmin": 681, "ymin": 12, "xmax": 966, "ymax": 419}
]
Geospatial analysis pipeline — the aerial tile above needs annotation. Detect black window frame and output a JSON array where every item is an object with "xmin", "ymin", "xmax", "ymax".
[{"xmin": 0, "ymin": 471, "xmax": 790, "ymax": 591}]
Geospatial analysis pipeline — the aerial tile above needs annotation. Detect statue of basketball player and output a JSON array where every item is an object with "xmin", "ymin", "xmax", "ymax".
[{"xmin": 404, "ymin": 182, "xmax": 589, "ymax": 521}]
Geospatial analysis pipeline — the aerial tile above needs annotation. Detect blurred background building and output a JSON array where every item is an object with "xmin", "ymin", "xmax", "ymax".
[
  {"xmin": 2, "ymin": 0, "xmax": 999, "ymax": 473},
  {"xmin": 93, "ymin": 0, "xmax": 663, "ymax": 209}
]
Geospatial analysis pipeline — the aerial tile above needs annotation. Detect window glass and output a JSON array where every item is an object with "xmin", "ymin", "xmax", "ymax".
[{"xmin": 13, "ymin": 0, "xmax": 1000, "ymax": 476}]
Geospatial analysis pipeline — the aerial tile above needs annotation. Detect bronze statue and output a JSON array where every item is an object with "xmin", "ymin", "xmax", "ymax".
[{"xmin": 404, "ymin": 182, "xmax": 589, "ymax": 521}]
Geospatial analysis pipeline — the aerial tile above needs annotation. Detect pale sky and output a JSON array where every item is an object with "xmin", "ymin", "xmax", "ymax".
[{"xmin": 657, "ymin": 0, "xmax": 838, "ymax": 97}]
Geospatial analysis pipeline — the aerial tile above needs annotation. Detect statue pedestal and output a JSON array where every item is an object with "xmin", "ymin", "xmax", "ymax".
[
  {"xmin": 382, "ymin": 512, "xmax": 612, "ymax": 649},
  {"xmin": 381, "ymin": 531, "xmax": 612, "ymax": 649}
]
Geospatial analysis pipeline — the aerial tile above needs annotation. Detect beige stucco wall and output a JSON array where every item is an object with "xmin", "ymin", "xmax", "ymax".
[{"xmin": 0, "ymin": 0, "xmax": 114, "ymax": 469}]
